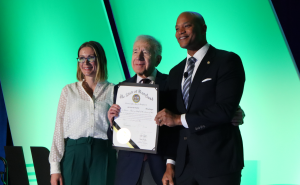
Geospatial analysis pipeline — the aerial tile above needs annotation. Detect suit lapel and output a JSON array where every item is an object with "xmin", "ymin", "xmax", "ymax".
[
  {"xmin": 128, "ymin": 71, "xmax": 165, "ymax": 84},
  {"xmin": 176, "ymin": 59, "xmax": 187, "ymax": 111},
  {"xmin": 155, "ymin": 71, "xmax": 164, "ymax": 85},
  {"xmin": 127, "ymin": 75, "xmax": 137, "ymax": 83},
  {"xmin": 187, "ymin": 46, "xmax": 216, "ymax": 111}
]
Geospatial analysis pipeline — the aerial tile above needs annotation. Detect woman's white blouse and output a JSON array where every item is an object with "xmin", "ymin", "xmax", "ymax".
[{"xmin": 49, "ymin": 81, "xmax": 114, "ymax": 174}]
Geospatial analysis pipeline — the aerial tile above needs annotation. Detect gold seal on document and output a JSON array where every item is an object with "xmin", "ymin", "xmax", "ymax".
[
  {"xmin": 132, "ymin": 94, "xmax": 140, "ymax": 103},
  {"xmin": 117, "ymin": 128, "xmax": 131, "ymax": 144}
]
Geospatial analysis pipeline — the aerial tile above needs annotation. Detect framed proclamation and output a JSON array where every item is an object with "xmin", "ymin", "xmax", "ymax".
[{"xmin": 112, "ymin": 82, "xmax": 159, "ymax": 154}]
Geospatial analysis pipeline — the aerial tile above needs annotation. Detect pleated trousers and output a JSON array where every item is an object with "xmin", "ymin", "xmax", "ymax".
[{"xmin": 61, "ymin": 137, "xmax": 116, "ymax": 185}]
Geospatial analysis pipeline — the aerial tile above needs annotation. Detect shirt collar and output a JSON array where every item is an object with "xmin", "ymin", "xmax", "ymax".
[
  {"xmin": 136, "ymin": 68, "xmax": 157, "ymax": 83},
  {"xmin": 80, "ymin": 79, "xmax": 107, "ymax": 87},
  {"xmin": 187, "ymin": 43, "xmax": 210, "ymax": 63}
]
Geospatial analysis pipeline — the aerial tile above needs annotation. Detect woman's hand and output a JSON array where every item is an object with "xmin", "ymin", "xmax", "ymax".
[
  {"xmin": 107, "ymin": 104, "xmax": 121, "ymax": 127},
  {"xmin": 51, "ymin": 173, "xmax": 63, "ymax": 185}
]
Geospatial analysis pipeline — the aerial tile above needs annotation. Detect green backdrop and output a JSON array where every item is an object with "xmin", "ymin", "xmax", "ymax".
[
  {"xmin": 0, "ymin": 0, "xmax": 299, "ymax": 184},
  {"xmin": 109, "ymin": 0, "xmax": 300, "ymax": 184},
  {"xmin": 0, "ymin": 0, "xmax": 125, "ymax": 183}
]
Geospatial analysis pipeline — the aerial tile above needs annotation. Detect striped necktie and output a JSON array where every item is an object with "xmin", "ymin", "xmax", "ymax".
[{"xmin": 183, "ymin": 57, "xmax": 196, "ymax": 109}]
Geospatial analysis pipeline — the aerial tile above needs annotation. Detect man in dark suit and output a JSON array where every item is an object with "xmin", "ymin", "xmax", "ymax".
[
  {"xmin": 156, "ymin": 12, "xmax": 245, "ymax": 185},
  {"xmin": 107, "ymin": 35, "xmax": 178, "ymax": 185}
]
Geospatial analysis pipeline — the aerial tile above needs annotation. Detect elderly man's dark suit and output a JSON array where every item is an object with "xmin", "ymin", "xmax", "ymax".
[
  {"xmin": 166, "ymin": 46, "xmax": 245, "ymax": 183},
  {"xmin": 107, "ymin": 71, "xmax": 178, "ymax": 185}
]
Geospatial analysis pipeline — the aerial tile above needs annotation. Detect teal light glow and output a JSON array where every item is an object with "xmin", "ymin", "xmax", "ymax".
[
  {"xmin": 0, "ymin": 0, "xmax": 300, "ymax": 184},
  {"xmin": 0, "ymin": 0, "xmax": 124, "ymax": 184},
  {"xmin": 109, "ymin": 0, "xmax": 300, "ymax": 184}
]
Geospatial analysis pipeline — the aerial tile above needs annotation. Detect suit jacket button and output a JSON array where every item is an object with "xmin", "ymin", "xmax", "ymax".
[{"xmin": 184, "ymin": 137, "xmax": 187, "ymax": 140}]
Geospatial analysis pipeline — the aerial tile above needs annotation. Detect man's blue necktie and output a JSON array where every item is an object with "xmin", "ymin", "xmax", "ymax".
[{"xmin": 183, "ymin": 57, "xmax": 196, "ymax": 109}]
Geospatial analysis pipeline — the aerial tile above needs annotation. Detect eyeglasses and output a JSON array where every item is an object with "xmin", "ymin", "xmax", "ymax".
[{"xmin": 77, "ymin": 56, "xmax": 96, "ymax": 63}]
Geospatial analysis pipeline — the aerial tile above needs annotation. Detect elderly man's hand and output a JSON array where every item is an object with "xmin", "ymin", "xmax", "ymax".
[
  {"xmin": 155, "ymin": 109, "xmax": 181, "ymax": 127},
  {"xmin": 107, "ymin": 104, "xmax": 121, "ymax": 127},
  {"xmin": 162, "ymin": 164, "xmax": 175, "ymax": 185}
]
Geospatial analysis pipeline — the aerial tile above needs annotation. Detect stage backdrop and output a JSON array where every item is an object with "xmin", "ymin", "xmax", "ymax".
[
  {"xmin": 109, "ymin": 0, "xmax": 300, "ymax": 185},
  {"xmin": 0, "ymin": 0, "xmax": 125, "ymax": 183},
  {"xmin": 1, "ymin": 0, "xmax": 300, "ymax": 184}
]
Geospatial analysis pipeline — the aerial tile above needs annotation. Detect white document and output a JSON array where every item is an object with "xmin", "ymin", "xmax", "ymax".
[{"xmin": 113, "ymin": 83, "xmax": 159, "ymax": 153}]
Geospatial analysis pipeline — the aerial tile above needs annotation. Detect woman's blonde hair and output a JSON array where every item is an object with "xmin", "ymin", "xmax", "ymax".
[{"xmin": 77, "ymin": 41, "xmax": 108, "ymax": 82}]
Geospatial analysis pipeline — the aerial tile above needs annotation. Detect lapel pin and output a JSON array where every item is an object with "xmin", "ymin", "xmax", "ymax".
[{"xmin": 207, "ymin": 61, "xmax": 210, "ymax": 64}]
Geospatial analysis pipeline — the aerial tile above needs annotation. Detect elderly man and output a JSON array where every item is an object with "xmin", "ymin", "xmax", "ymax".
[
  {"xmin": 107, "ymin": 35, "xmax": 178, "ymax": 185},
  {"xmin": 156, "ymin": 12, "xmax": 245, "ymax": 185}
]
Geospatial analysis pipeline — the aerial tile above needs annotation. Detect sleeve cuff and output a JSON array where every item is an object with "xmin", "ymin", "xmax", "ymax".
[
  {"xmin": 166, "ymin": 159, "xmax": 176, "ymax": 165},
  {"xmin": 50, "ymin": 162, "xmax": 61, "ymax": 174},
  {"xmin": 181, "ymin": 114, "xmax": 189, "ymax": 128}
]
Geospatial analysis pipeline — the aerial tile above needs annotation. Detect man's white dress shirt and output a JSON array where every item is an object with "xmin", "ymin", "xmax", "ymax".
[
  {"xmin": 136, "ymin": 69, "xmax": 157, "ymax": 84},
  {"xmin": 181, "ymin": 43, "xmax": 210, "ymax": 128}
]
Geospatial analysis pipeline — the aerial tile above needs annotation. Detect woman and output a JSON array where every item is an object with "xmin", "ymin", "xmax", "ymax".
[{"xmin": 49, "ymin": 41, "xmax": 116, "ymax": 185}]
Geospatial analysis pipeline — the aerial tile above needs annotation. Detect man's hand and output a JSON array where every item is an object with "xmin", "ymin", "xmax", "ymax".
[
  {"xmin": 107, "ymin": 104, "xmax": 121, "ymax": 127},
  {"xmin": 231, "ymin": 105, "xmax": 245, "ymax": 126},
  {"xmin": 162, "ymin": 164, "xmax": 175, "ymax": 185},
  {"xmin": 155, "ymin": 108, "xmax": 181, "ymax": 127},
  {"xmin": 50, "ymin": 173, "xmax": 63, "ymax": 185}
]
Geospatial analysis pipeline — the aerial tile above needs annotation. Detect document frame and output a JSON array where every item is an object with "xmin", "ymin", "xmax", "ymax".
[{"xmin": 112, "ymin": 82, "xmax": 160, "ymax": 154}]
